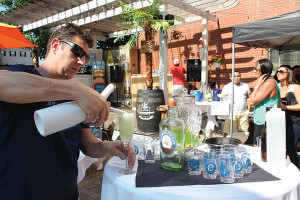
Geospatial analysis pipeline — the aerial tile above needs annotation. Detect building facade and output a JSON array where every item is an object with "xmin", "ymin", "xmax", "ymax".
[
  {"xmin": 1, "ymin": 48, "xmax": 33, "ymax": 66},
  {"xmin": 136, "ymin": 0, "xmax": 300, "ymax": 89}
]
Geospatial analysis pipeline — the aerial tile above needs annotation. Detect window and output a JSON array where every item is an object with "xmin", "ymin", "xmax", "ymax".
[
  {"xmin": 270, "ymin": 50, "xmax": 300, "ymax": 73},
  {"xmin": 9, "ymin": 51, "xmax": 16, "ymax": 57},
  {"xmin": 30, "ymin": 52, "xmax": 33, "ymax": 57},
  {"xmin": 1, "ymin": 50, "xmax": 6, "ymax": 56},
  {"xmin": 20, "ymin": 51, "xmax": 26, "ymax": 57}
]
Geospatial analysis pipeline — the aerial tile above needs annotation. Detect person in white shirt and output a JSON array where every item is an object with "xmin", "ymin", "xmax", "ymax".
[{"xmin": 222, "ymin": 70, "xmax": 251, "ymax": 136}]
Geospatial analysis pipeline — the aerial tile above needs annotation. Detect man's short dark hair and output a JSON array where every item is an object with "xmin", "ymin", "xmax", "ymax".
[{"xmin": 45, "ymin": 23, "xmax": 93, "ymax": 56}]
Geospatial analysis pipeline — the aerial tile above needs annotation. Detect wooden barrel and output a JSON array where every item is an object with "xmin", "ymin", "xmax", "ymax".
[{"xmin": 136, "ymin": 89, "xmax": 165, "ymax": 132}]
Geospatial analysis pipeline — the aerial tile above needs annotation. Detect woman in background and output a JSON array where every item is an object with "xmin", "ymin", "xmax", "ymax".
[
  {"xmin": 249, "ymin": 59, "xmax": 280, "ymax": 145},
  {"xmin": 275, "ymin": 65, "xmax": 300, "ymax": 169}
]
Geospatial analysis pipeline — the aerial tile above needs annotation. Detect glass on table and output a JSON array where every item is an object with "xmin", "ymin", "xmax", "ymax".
[
  {"xmin": 131, "ymin": 137, "xmax": 145, "ymax": 160},
  {"xmin": 221, "ymin": 144, "xmax": 237, "ymax": 158},
  {"xmin": 145, "ymin": 140, "xmax": 155, "ymax": 163},
  {"xmin": 219, "ymin": 155, "xmax": 236, "ymax": 184},
  {"xmin": 188, "ymin": 150, "xmax": 201, "ymax": 175},
  {"xmin": 202, "ymin": 153, "xmax": 218, "ymax": 179},
  {"xmin": 188, "ymin": 108, "xmax": 202, "ymax": 153},
  {"xmin": 237, "ymin": 149, "xmax": 253, "ymax": 174},
  {"xmin": 234, "ymin": 154, "xmax": 244, "ymax": 179},
  {"xmin": 119, "ymin": 113, "xmax": 136, "ymax": 175},
  {"xmin": 152, "ymin": 137, "xmax": 160, "ymax": 160}
]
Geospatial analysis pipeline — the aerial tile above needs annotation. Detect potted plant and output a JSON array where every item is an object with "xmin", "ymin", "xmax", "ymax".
[
  {"xmin": 114, "ymin": 0, "xmax": 175, "ymax": 132},
  {"xmin": 209, "ymin": 51, "xmax": 225, "ymax": 68},
  {"xmin": 169, "ymin": 30, "xmax": 183, "ymax": 41}
]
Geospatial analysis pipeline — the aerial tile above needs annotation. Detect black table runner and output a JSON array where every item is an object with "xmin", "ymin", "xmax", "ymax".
[{"xmin": 136, "ymin": 160, "xmax": 280, "ymax": 187}]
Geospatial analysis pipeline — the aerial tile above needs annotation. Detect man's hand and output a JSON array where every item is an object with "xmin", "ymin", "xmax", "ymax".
[
  {"xmin": 104, "ymin": 140, "xmax": 136, "ymax": 169},
  {"xmin": 75, "ymin": 83, "xmax": 110, "ymax": 126}
]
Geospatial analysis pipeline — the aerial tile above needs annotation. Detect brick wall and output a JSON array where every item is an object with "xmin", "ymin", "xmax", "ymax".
[{"xmin": 137, "ymin": 0, "xmax": 300, "ymax": 89}]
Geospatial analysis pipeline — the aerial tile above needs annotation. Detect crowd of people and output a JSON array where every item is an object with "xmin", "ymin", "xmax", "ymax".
[
  {"xmin": 200, "ymin": 58, "xmax": 300, "ymax": 170},
  {"xmin": 226, "ymin": 59, "xmax": 300, "ymax": 169}
]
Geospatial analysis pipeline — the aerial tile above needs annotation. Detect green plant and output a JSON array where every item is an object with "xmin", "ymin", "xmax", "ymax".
[
  {"xmin": 114, "ymin": 0, "xmax": 175, "ymax": 90},
  {"xmin": 209, "ymin": 51, "xmax": 225, "ymax": 64},
  {"xmin": 169, "ymin": 30, "xmax": 183, "ymax": 41}
]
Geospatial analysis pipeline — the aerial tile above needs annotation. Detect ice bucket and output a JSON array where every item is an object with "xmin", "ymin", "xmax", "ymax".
[{"xmin": 205, "ymin": 137, "xmax": 242, "ymax": 150}]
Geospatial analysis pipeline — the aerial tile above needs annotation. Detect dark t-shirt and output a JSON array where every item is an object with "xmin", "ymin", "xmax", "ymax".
[
  {"xmin": 0, "ymin": 65, "xmax": 89, "ymax": 200},
  {"xmin": 282, "ymin": 90, "xmax": 300, "ymax": 125}
]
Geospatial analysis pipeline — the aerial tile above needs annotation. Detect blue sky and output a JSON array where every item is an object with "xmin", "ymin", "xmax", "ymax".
[{"xmin": 0, "ymin": 6, "xmax": 7, "ymax": 12}]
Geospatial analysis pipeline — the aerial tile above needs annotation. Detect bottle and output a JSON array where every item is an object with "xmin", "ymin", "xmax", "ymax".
[
  {"xmin": 159, "ymin": 101, "xmax": 185, "ymax": 171},
  {"xmin": 123, "ymin": 62, "xmax": 131, "ymax": 97},
  {"xmin": 261, "ymin": 107, "xmax": 271, "ymax": 162},
  {"xmin": 265, "ymin": 106, "xmax": 286, "ymax": 169},
  {"xmin": 106, "ymin": 51, "xmax": 114, "ymax": 84}
]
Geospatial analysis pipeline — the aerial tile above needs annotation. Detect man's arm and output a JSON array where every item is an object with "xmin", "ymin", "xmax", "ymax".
[
  {"xmin": 0, "ymin": 70, "xmax": 109, "ymax": 125},
  {"xmin": 222, "ymin": 94, "xmax": 228, "ymax": 100},
  {"xmin": 0, "ymin": 70, "xmax": 79, "ymax": 103},
  {"xmin": 79, "ymin": 128, "xmax": 136, "ymax": 169},
  {"xmin": 221, "ymin": 84, "xmax": 229, "ymax": 100}
]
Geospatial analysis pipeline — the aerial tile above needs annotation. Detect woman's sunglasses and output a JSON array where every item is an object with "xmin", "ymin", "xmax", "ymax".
[
  {"xmin": 60, "ymin": 40, "xmax": 90, "ymax": 63},
  {"xmin": 276, "ymin": 70, "xmax": 288, "ymax": 75}
]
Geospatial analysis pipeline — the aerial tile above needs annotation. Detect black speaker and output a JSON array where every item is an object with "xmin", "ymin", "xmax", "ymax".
[
  {"xmin": 110, "ymin": 65, "xmax": 122, "ymax": 83},
  {"xmin": 187, "ymin": 59, "xmax": 201, "ymax": 82}
]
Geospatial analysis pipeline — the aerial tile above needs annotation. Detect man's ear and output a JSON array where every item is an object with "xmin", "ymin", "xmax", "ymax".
[{"xmin": 50, "ymin": 38, "xmax": 60, "ymax": 55}]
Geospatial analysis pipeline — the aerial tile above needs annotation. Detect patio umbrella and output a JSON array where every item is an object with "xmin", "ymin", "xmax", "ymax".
[{"xmin": 0, "ymin": 23, "xmax": 37, "ymax": 49}]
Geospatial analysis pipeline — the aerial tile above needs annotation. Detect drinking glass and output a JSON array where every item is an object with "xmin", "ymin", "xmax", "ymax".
[
  {"xmin": 188, "ymin": 151, "xmax": 201, "ymax": 175},
  {"xmin": 119, "ymin": 113, "xmax": 136, "ymax": 175},
  {"xmin": 219, "ymin": 155, "xmax": 236, "ymax": 184},
  {"xmin": 188, "ymin": 108, "xmax": 202, "ymax": 153},
  {"xmin": 202, "ymin": 153, "xmax": 218, "ymax": 179}
]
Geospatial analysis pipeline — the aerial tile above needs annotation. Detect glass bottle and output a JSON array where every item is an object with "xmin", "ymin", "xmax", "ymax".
[
  {"xmin": 261, "ymin": 107, "xmax": 272, "ymax": 162},
  {"xmin": 159, "ymin": 101, "xmax": 185, "ymax": 171}
]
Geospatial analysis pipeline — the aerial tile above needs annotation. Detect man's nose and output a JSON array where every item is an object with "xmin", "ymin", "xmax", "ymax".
[{"xmin": 78, "ymin": 56, "xmax": 85, "ymax": 65}]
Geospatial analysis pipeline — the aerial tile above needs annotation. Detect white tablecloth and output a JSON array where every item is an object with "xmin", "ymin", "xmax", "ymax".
[
  {"xmin": 101, "ymin": 145, "xmax": 300, "ymax": 200},
  {"xmin": 196, "ymin": 101, "xmax": 230, "ymax": 138}
]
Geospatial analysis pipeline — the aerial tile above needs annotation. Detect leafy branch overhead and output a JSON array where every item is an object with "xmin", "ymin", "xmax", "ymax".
[
  {"xmin": 114, "ymin": 0, "xmax": 176, "ymax": 50},
  {"xmin": 114, "ymin": 0, "xmax": 177, "ymax": 90}
]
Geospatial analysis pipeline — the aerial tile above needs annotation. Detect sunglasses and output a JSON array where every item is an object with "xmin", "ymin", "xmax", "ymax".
[
  {"xmin": 277, "ymin": 70, "xmax": 288, "ymax": 75},
  {"xmin": 60, "ymin": 40, "xmax": 90, "ymax": 63}
]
